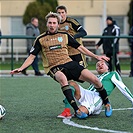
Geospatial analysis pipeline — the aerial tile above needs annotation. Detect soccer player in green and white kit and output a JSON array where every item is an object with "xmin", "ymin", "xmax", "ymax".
[{"xmin": 57, "ymin": 60, "xmax": 133, "ymax": 118}]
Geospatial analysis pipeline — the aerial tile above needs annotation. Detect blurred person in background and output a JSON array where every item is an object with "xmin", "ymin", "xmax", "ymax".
[
  {"xmin": 21, "ymin": 17, "xmax": 43, "ymax": 76},
  {"xmin": 0, "ymin": 29, "xmax": 2, "ymax": 45},
  {"xmin": 129, "ymin": 25, "xmax": 133, "ymax": 77},
  {"xmin": 96, "ymin": 16, "xmax": 121, "ymax": 75},
  {"xmin": 56, "ymin": 5, "xmax": 87, "ymax": 68}
]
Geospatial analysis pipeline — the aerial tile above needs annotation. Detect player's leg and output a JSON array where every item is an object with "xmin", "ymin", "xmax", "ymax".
[
  {"xmin": 57, "ymin": 81, "xmax": 86, "ymax": 118},
  {"xmin": 55, "ymin": 71, "xmax": 88, "ymax": 119},
  {"xmin": 55, "ymin": 71, "xmax": 78, "ymax": 110},
  {"xmin": 79, "ymin": 69, "xmax": 112, "ymax": 117},
  {"xmin": 57, "ymin": 85, "xmax": 75, "ymax": 118},
  {"xmin": 92, "ymin": 93, "xmax": 103, "ymax": 115},
  {"xmin": 77, "ymin": 88, "xmax": 103, "ymax": 116}
]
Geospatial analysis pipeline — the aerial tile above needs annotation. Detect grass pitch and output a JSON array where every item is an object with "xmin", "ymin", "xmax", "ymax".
[{"xmin": 0, "ymin": 76, "xmax": 133, "ymax": 133}]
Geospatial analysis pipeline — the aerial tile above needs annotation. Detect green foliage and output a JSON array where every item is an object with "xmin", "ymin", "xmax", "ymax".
[
  {"xmin": 23, "ymin": 0, "xmax": 58, "ymax": 33},
  {"xmin": 45, "ymin": 0, "xmax": 58, "ymax": 12},
  {"xmin": 37, "ymin": 0, "xmax": 58, "ymax": 12},
  {"xmin": 127, "ymin": 0, "xmax": 133, "ymax": 29}
]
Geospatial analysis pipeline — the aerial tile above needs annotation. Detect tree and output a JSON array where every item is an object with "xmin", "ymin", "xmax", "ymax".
[
  {"xmin": 37, "ymin": 0, "xmax": 58, "ymax": 12},
  {"xmin": 23, "ymin": 0, "xmax": 58, "ymax": 33}
]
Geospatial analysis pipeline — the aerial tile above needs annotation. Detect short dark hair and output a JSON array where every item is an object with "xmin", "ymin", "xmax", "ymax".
[
  {"xmin": 105, "ymin": 61, "xmax": 110, "ymax": 69},
  {"xmin": 56, "ymin": 5, "xmax": 67, "ymax": 12},
  {"xmin": 31, "ymin": 17, "xmax": 38, "ymax": 22},
  {"xmin": 106, "ymin": 16, "xmax": 113, "ymax": 21}
]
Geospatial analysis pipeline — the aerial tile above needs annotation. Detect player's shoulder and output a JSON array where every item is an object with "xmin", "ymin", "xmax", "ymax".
[
  {"xmin": 67, "ymin": 17, "xmax": 80, "ymax": 25},
  {"xmin": 36, "ymin": 32, "xmax": 47, "ymax": 40},
  {"xmin": 104, "ymin": 71, "xmax": 117, "ymax": 78},
  {"xmin": 110, "ymin": 71, "xmax": 119, "ymax": 76},
  {"xmin": 110, "ymin": 71, "xmax": 121, "ymax": 80},
  {"xmin": 110, "ymin": 71, "xmax": 116, "ymax": 74},
  {"xmin": 57, "ymin": 31, "xmax": 69, "ymax": 35},
  {"xmin": 67, "ymin": 17, "xmax": 75, "ymax": 21}
]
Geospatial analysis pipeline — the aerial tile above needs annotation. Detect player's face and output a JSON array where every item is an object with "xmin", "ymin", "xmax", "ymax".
[
  {"xmin": 47, "ymin": 17, "xmax": 59, "ymax": 33},
  {"xmin": 96, "ymin": 61, "xmax": 109, "ymax": 74},
  {"xmin": 57, "ymin": 9, "xmax": 67, "ymax": 22}
]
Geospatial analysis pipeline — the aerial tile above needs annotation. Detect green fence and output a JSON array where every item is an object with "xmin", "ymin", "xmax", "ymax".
[{"xmin": 0, "ymin": 35, "xmax": 133, "ymax": 76}]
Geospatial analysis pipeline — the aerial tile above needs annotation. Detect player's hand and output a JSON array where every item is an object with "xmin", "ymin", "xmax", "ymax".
[
  {"xmin": 96, "ymin": 55, "xmax": 110, "ymax": 62},
  {"xmin": 10, "ymin": 68, "xmax": 22, "ymax": 74}
]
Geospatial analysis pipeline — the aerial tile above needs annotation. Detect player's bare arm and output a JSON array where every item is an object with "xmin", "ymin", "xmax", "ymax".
[
  {"xmin": 77, "ymin": 45, "xmax": 109, "ymax": 61},
  {"xmin": 10, "ymin": 54, "xmax": 36, "ymax": 74}
]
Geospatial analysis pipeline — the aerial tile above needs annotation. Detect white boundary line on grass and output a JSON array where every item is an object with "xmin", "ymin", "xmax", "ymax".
[
  {"xmin": 102, "ymin": 107, "xmax": 133, "ymax": 112},
  {"xmin": 63, "ymin": 107, "xmax": 133, "ymax": 133},
  {"xmin": 63, "ymin": 118, "xmax": 130, "ymax": 133}
]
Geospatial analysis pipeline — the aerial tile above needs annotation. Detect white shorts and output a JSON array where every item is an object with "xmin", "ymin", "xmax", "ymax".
[{"xmin": 78, "ymin": 85, "xmax": 103, "ymax": 115}]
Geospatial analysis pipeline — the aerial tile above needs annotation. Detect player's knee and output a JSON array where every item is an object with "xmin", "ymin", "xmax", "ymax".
[
  {"xmin": 55, "ymin": 71, "xmax": 67, "ymax": 86},
  {"xmin": 92, "ymin": 76, "xmax": 99, "ymax": 83},
  {"xmin": 92, "ymin": 77, "xmax": 102, "ymax": 88}
]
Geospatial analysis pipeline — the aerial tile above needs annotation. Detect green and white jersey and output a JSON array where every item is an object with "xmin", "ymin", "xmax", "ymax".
[{"xmin": 88, "ymin": 71, "xmax": 133, "ymax": 103}]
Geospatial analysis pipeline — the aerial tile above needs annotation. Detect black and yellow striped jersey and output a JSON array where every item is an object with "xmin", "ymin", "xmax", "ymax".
[
  {"xmin": 59, "ymin": 17, "xmax": 87, "ymax": 67},
  {"xmin": 30, "ymin": 31, "xmax": 80, "ymax": 73}
]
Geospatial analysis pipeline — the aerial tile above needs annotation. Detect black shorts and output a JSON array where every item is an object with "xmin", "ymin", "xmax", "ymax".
[{"xmin": 48, "ymin": 61, "xmax": 85, "ymax": 83}]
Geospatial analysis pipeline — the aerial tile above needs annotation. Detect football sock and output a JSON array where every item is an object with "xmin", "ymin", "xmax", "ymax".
[
  {"xmin": 63, "ymin": 99, "xmax": 70, "ymax": 108},
  {"xmin": 63, "ymin": 86, "xmax": 75, "ymax": 108},
  {"xmin": 61, "ymin": 85, "xmax": 78, "ymax": 112},
  {"xmin": 95, "ymin": 85, "xmax": 109, "ymax": 105}
]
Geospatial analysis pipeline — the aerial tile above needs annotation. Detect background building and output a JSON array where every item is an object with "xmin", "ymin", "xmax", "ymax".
[{"xmin": 0, "ymin": 0, "xmax": 131, "ymax": 56}]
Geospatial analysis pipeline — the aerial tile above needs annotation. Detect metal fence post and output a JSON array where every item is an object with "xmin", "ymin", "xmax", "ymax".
[
  {"xmin": 11, "ymin": 38, "xmax": 14, "ymax": 77},
  {"xmin": 112, "ymin": 42, "xmax": 115, "ymax": 71}
]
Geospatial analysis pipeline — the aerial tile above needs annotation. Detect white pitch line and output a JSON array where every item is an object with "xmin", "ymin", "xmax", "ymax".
[
  {"xmin": 63, "ymin": 118, "xmax": 131, "ymax": 133},
  {"xmin": 101, "ymin": 107, "xmax": 133, "ymax": 112},
  {"xmin": 112, "ymin": 107, "xmax": 133, "ymax": 111},
  {"xmin": 63, "ymin": 107, "xmax": 132, "ymax": 133}
]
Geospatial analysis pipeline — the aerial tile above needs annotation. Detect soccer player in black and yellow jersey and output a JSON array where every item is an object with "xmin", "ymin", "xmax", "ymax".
[
  {"xmin": 56, "ymin": 5, "xmax": 87, "ymax": 67},
  {"xmin": 10, "ymin": 12, "xmax": 112, "ymax": 119}
]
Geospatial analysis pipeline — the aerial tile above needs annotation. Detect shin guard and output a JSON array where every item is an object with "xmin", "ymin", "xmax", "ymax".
[
  {"xmin": 61, "ymin": 85, "xmax": 78, "ymax": 111},
  {"xmin": 96, "ymin": 86, "xmax": 109, "ymax": 105}
]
